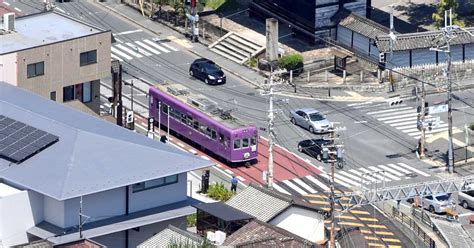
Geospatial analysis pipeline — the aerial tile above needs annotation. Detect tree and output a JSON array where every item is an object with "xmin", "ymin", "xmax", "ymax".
[{"xmin": 432, "ymin": 0, "xmax": 465, "ymax": 27}]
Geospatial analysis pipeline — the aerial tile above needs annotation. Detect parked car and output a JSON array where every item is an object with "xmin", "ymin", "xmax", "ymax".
[
  {"xmin": 458, "ymin": 183, "xmax": 474, "ymax": 209},
  {"xmin": 423, "ymin": 193, "xmax": 453, "ymax": 213},
  {"xmin": 297, "ymin": 139, "xmax": 332, "ymax": 161},
  {"xmin": 189, "ymin": 58, "xmax": 226, "ymax": 85},
  {"xmin": 289, "ymin": 108, "xmax": 331, "ymax": 133}
]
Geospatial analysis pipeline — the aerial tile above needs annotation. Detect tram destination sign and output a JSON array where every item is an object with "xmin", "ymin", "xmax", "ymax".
[{"xmin": 428, "ymin": 104, "xmax": 448, "ymax": 114}]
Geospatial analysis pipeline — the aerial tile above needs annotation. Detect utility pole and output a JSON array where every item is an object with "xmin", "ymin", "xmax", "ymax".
[
  {"xmin": 329, "ymin": 128, "xmax": 336, "ymax": 248},
  {"xmin": 265, "ymin": 72, "xmax": 276, "ymax": 189},
  {"xmin": 79, "ymin": 196, "xmax": 83, "ymax": 239},
  {"xmin": 420, "ymin": 68, "xmax": 426, "ymax": 158},
  {"xmin": 388, "ymin": 5, "xmax": 396, "ymax": 91},
  {"xmin": 446, "ymin": 9, "xmax": 454, "ymax": 173}
]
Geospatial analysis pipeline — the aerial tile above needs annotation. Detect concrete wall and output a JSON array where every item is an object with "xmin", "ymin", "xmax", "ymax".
[
  {"xmin": 63, "ymin": 187, "xmax": 126, "ymax": 228},
  {"xmin": 44, "ymin": 196, "xmax": 65, "ymax": 227},
  {"xmin": 14, "ymin": 31, "xmax": 110, "ymax": 112},
  {"xmin": 129, "ymin": 173, "xmax": 187, "ymax": 213},
  {"xmin": 0, "ymin": 53, "xmax": 18, "ymax": 85},
  {"xmin": 269, "ymin": 207, "xmax": 325, "ymax": 243},
  {"xmin": 0, "ymin": 189, "xmax": 42, "ymax": 247}
]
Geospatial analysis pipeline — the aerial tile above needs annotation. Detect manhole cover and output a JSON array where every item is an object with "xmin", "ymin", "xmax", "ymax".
[{"xmin": 405, "ymin": 173, "xmax": 418, "ymax": 178}]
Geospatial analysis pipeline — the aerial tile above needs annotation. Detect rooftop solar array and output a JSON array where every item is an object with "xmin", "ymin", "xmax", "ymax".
[{"xmin": 0, "ymin": 115, "xmax": 59, "ymax": 163}]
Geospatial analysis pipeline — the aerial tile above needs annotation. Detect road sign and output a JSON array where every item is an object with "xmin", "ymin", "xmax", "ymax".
[
  {"xmin": 126, "ymin": 111, "xmax": 134, "ymax": 124},
  {"xmin": 428, "ymin": 104, "xmax": 448, "ymax": 114}
]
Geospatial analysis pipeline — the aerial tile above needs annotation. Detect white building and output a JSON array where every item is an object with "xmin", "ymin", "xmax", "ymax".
[{"xmin": 0, "ymin": 82, "xmax": 213, "ymax": 248}]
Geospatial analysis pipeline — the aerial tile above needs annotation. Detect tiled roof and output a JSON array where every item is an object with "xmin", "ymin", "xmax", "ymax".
[
  {"xmin": 137, "ymin": 225, "xmax": 203, "ymax": 248},
  {"xmin": 223, "ymin": 220, "xmax": 321, "ymax": 247},
  {"xmin": 376, "ymin": 27, "xmax": 474, "ymax": 52},
  {"xmin": 226, "ymin": 184, "xmax": 292, "ymax": 222},
  {"xmin": 339, "ymin": 13, "xmax": 390, "ymax": 40}
]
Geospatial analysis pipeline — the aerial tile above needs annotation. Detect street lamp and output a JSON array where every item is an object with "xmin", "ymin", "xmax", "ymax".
[{"xmin": 124, "ymin": 80, "xmax": 135, "ymax": 130}]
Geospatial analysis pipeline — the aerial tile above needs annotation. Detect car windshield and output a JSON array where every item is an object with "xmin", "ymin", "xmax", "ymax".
[
  {"xmin": 203, "ymin": 63, "xmax": 220, "ymax": 73},
  {"xmin": 435, "ymin": 194, "xmax": 450, "ymax": 201},
  {"xmin": 309, "ymin": 113, "xmax": 325, "ymax": 121}
]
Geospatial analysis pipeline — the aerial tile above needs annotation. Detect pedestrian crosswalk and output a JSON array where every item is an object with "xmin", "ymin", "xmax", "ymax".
[
  {"xmin": 274, "ymin": 162, "xmax": 431, "ymax": 196},
  {"xmin": 350, "ymin": 102, "xmax": 448, "ymax": 139},
  {"xmin": 110, "ymin": 38, "xmax": 180, "ymax": 61}
]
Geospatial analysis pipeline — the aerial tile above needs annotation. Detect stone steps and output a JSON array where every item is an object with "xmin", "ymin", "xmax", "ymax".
[{"xmin": 209, "ymin": 32, "xmax": 264, "ymax": 64}]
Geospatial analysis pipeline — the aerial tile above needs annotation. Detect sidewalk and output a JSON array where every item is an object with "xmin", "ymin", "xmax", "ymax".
[{"xmin": 95, "ymin": 0, "xmax": 387, "ymax": 102}]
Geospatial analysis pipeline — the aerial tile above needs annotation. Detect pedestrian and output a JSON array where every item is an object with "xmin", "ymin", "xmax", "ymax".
[
  {"xmin": 230, "ymin": 176, "xmax": 238, "ymax": 193},
  {"xmin": 160, "ymin": 135, "xmax": 168, "ymax": 144}
]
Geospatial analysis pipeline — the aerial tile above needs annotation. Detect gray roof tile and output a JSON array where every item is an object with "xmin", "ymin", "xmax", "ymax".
[
  {"xmin": 138, "ymin": 225, "xmax": 203, "ymax": 248},
  {"xmin": 0, "ymin": 82, "xmax": 213, "ymax": 200},
  {"xmin": 339, "ymin": 13, "xmax": 390, "ymax": 40}
]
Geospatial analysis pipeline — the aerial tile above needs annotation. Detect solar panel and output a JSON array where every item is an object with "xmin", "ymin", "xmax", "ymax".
[{"xmin": 0, "ymin": 115, "xmax": 59, "ymax": 163}]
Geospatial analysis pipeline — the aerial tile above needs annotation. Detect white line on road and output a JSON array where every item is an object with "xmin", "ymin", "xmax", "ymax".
[
  {"xmin": 368, "ymin": 166, "xmax": 401, "ymax": 181},
  {"xmin": 397, "ymin": 163, "xmax": 431, "ymax": 177},
  {"xmin": 372, "ymin": 109, "xmax": 416, "ymax": 118},
  {"xmin": 3, "ymin": 2, "xmax": 10, "ymax": 6},
  {"xmin": 116, "ymin": 44, "xmax": 143, "ymax": 58},
  {"xmin": 160, "ymin": 42, "xmax": 179, "ymax": 52},
  {"xmin": 114, "ymin": 29, "xmax": 143, "ymax": 35},
  {"xmin": 273, "ymin": 183, "xmax": 291, "ymax": 195},
  {"xmin": 111, "ymin": 54, "xmax": 123, "ymax": 62},
  {"xmin": 320, "ymin": 173, "xmax": 352, "ymax": 188},
  {"xmin": 348, "ymin": 169, "xmax": 378, "ymax": 183},
  {"xmin": 359, "ymin": 167, "xmax": 391, "ymax": 182},
  {"xmin": 143, "ymin": 39, "xmax": 170, "ymax": 53},
  {"xmin": 378, "ymin": 112, "xmax": 418, "ymax": 121},
  {"xmin": 293, "ymin": 178, "xmax": 317, "ymax": 193},
  {"xmin": 385, "ymin": 116, "xmax": 418, "ymax": 124},
  {"xmin": 378, "ymin": 164, "xmax": 405, "ymax": 177},
  {"xmin": 14, "ymin": 7, "xmax": 21, "ymax": 12},
  {"xmin": 125, "ymin": 42, "xmax": 151, "ymax": 56},
  {"xmin": 367, "ymin": 107, "xmax": 412, "ymax": 115},
  {"xmin": 135, "ymin": 40, "xmax": 161, "ymax": 54},
  {"xmin": 224, "ymin": 169, "xmax": 234, "ymax": 174},
  {"xmin": 200, "ymin": 155, "xmax": 210, "ymax": 160},
  {"xmin": 111, "ymin": 47, "xmax": 133, "ymax": 60},
  {"xmin": 283, "ymin": 180, "xmax": 308, "ymax": 195},
  {"xmin": 305, "ymin": 175, "xmax": 330, "ymax": 191}
]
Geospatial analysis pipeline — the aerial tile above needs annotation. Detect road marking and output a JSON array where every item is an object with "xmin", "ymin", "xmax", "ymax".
[
  {"xmin": 354, "ymin": 120, "xmax": 368, "ymax": 124},
  {"xmin": 367, "ymin": 243, "xmax": 385, "ymax": 247},
  {"xmin": 176, "ymin": 142, "xmax": 185, "ymax": 148},
  {"xmin": 382, "ymin": 238, "xmax": 401, "ymax": 243},
  {"xmin": 386, "ymin": 163, "xmax": 411, "ymax": 174},
  {"xmin": 338, "ymin": 171, "xmax": 368, "ymax": 185},
  {"xmin": 349, "ymin": 169, "xmax": 378, "ymax": 183},
  {"xmin": 116, "ymin": 44, "xmax": 143, "ymax": 58},
  {"xmin": 367, "ymin": 107, "xmax": 412, "ymax": 115},
  {"xmin": 334, "ymin": 173, "xmax": 362, "ymax": 186},
  {"xmin": 377, "ymin": 165, "xmax": 405, "ymax": 177},
  {"xmin": 188, "ymin": 148, "xmax": 197, "ymax": 154},
  {"xmin": 378, "ymin": 112, "xmax": 418, "ymax": 121},
  {"xmin": 305, "ymin": 175, "xmax": 330, "ymax": 191},
  {"xmin": 273, "ymin": 183, "xmax": 291, "ymax": 195},
  {"xmin": 308, "ymin": 200, "xmax": 330, "ymax": 205},
  {"xmin": 143, "ymin": 39, "xmax": 170, "ymax": 53},
  {"xmin": 125, "ymin": 42, "xmax": 152, "ymax": 56},
  {"xmin": 367, "ymin": 224, "xmax": 387, "ymax": 229},
  {"xmin": 368, "ymin": 166, "xmax": 401, "ymax": 181},
  {"xmin": 114, "ymin": 29, "xmax": 143, "ymax": 35},
  {"xmin": 336, "ymin": 215, "xmax": 357, "ymax": 220},
  {"xmin": 111, "ymin": 54, "xmax": 123, "ymax": 62},
  {"xmin": 293, "ymin": 178, "xmax": 317, "ymax": 193},
  {"xmin": 135, "ymin": 40, "xmax": 161, "ymax": 54},
  {"xmin": 283, "ymin": 180, "xmax": 308, "ymax": 195},
  {"xmin": 338, "ymin": 222, "xmax": 364, "ymax": 227},
  {"xmin": 359, "ymin": 168, "xmax": 391, "ymax": 182},
  {"xmin": 224, "ymin": 169, "xmax": 234, "ymax": 174},
  {"xmin": 359, "ymin": 217, "xmax": 378, "ymax": 222},
  {"xmin": 112, "ymin": 46, "xmax": 135, "ymax": 60},
  {"xmin": 167, "ymin": 35, "xmax": 193, "ymax": 49},
  {"xmin": 114, "ymin": 37, "xmax": 123, "ymax": 43},
  {"xmin": 236, "ymin": 176, "xmax": 245, "ymax": 181},
  {"xmin": 3, "ymin": 2, "xmax": 10, "ymax": 6},
  {"xmin": 200, "ymin": 155, "xmax": 210, "ymax": 160},
  {"xmin": 385, "ymin": 116, "xmax": 418, "ymax": 124},
  {"xmin": 397, "ymin": 163, "xmax": 431, "ymax": 177},
  {"xmin": 215, "ymin": 163, "xmax": 222, "ymax": 168},
  {"xmin": 321, "ymin": 173, "xmax": 352, "ymax": 188},
  {"xmin": 160, "ymin": 42, "xmax": 179, "ymax": 52},
  {"xmin": 372, "ymin": 109, "xmax": 415, "ymax": 118},
  {"xmin": 347, "ymin": 101, "xmax": 372, "ymax": 107},
  {"xmin": 14, "ymin": 7, "xmax": 21, "ymax": 12},
  {"xmin": 374, "ymin": 231, "xmax": 394, "ymax": 235}
]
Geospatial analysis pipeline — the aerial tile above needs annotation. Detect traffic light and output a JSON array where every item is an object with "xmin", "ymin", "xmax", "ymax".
[
  {"xmin": 424, "ymin": 102, "xmax": 429, "ymax": 116},
  {"xmin": 387, "ymin": 97, "xmax": 403, "ymax": 106},
  {"xmin": 126, "ymin": 111, "xmax": 134, "ymax": 124}
]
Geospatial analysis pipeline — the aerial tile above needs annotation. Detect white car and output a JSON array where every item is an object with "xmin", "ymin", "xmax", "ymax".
[
  {"xmin": 289, "ymin": 108, "xmax": 331, "ymax": 133},
  {"xmin": 458, "ymin": 183, "xmax": 474, "ymax": 209},
  {"xmin": 423, "ymin": 193, "xmax": 453, "ymax": 213}
]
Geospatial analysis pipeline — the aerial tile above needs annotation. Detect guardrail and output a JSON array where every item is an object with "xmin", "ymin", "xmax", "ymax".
[{"xmin": 389, "ymin": 206, "xmax": 437, "ymax": 248}]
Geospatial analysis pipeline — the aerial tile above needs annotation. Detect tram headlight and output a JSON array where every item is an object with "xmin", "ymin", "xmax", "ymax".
[{"xmin": 244, "ymin": 152, "xmax": 250, "ymax": 159}]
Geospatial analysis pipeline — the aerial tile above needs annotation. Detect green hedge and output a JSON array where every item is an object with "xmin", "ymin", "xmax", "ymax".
[
  {"xmin": 207, "ymin": 182, "xmax": 233, "ymax": 201},
  {"xmin": 278, "ymin": 53, "xmax": 303, "ymax": 72},
  {"xmin": 469, "ymin": 122, "xmax": 474, "ymax": 130}
]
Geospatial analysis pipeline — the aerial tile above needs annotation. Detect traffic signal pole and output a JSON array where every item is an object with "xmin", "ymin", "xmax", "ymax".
[{"xmin": 420, "ymin": 69, "xmax": 426, "ymax": 158}]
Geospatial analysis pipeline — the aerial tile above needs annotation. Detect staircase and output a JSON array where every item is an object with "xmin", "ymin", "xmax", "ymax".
[{"xmin": 209, "ymin": 32, "xmax": 265, "ymax": 64}]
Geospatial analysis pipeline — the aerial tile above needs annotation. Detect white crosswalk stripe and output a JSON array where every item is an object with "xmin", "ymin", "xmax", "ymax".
[
  {"xmin": 277, "ymin": 162, "xmax": 433, "ymax": 196},
  {"xmin": 110, "ymin": 38, "xmax": 180, "ymax": 61},
  {"xmin": 349, "ymin": 102, "xmax": 449, "ymax": 139}
]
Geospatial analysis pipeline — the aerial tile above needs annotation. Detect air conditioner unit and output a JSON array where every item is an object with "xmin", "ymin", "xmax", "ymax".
[
  {"xmin": 214, "ymin": 231, "xmax": 226, "ymax": 245},
  {"xmin": 3, "ymin": 13, "xmax": 15, "ymax": 32},
  {"xmin": 206, "ymin": 231, "xmax": 215, "ymax": 242}
]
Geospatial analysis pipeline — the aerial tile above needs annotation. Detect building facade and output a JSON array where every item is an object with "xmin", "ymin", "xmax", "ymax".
[{"xmin": 0, "ymin": 11, "xmax": 111, "ymax": 114}]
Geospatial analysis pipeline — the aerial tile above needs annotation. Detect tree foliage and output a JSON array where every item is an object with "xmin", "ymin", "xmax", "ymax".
[
  {"xmin": 278, "ymin": 53, "xmax": 304, "ymax": 73},
  {"xmin": 207, "ymin": 182, "xmax": 234, "ymax": 201},
  {"xmin": 432, "ymin": 0, "xmax": 465, "ymax": 27}
]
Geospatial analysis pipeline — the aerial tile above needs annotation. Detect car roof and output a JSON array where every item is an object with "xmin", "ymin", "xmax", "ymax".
[
  {"xmin": 296, "ymin": 108, "xmax": 320, "ymax": 114},
  {"xmin": 193, "ymin": 58, "xmax": 214, "ymax": 64},
  {"xmin": 300, "ymin": 139, "xmax": 331, "ymax": 144}
]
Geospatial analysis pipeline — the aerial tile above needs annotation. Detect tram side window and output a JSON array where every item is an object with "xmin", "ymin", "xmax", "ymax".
[
  {"xmin": 193, "ymin": 121, "xmax": 199, "ymax": 130},
  {"xmin": 162, "ymin": 103, "xmax": 169, "ymax": 114},
  {"xmin": 219, "ymin": 133, "xmax": 225, "ymax": 144},
  {"xmin": 242, "ymin": 138, "xmax": 249, "ymax": 148},
  {"xmin": 234, "ymin": 139, "xmax": 241, "ymax": 149},
  {"xmin": 211, "ymin": 130, "xmax": 217, "ymax": 140},
  {"xmin": 199, "ymin": 124, "xmax": 207, "ymax": 134},
  {"xmin": 251, "ymin": 136, "xmax": 257, "ymax": 146}
]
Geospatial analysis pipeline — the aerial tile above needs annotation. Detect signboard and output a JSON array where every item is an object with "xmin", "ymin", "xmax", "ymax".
[{"xmin": 428, "ymin": 104, "xmax": 448, "ymax": 114}]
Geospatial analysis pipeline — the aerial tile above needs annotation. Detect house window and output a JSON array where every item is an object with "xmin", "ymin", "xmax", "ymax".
[
  {"xmin": 82, "ymin": 82, "xmax": 92, "ymax": 103},
  {"xmin": 27, "ymin": 62, "xmax": 44, "ymax": 78},
  {"xmin": 50, "ymin": 91, "xmax": 56, "ymax": 101},
  {"xmin": 80, "ymin": 50, "xmax": 97, "ymax": 66},
  {"xmin": 63, "ymin": 85, "xmax": 75, "ymax": 102},
  {"xmin": 132, "ymin": 174, "xmax": 179, "ymax": 193},
  {"xmin": 63, "ymin": 82, "xmax": 93, "ymax": 103}
]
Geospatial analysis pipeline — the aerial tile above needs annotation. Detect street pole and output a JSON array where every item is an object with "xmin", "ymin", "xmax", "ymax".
[
  {"xmin": 267, "ymin": 72, "xmax": 275, "ymax": 189},
  {"xmin": 420, "ymin": 68, "xmax": 426, "ymax": 158},
  {"xmin": 446, "ymin": 9, "xmax": 454, "ymax": 173},
  {"xmin": 329, "ymin": 126, "xmax": 336, "ymax": 248},
  {"xmin": 79, "ymin": 196, "xmax": 83, "ymax": 239},
  {"xmin": 167, "ymin": 105, "xmax": 170, "ymax": 138}
]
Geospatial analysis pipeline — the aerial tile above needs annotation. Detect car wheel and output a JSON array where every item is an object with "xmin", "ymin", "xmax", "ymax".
[
  {"xmin": 298, "ymin": 145, "xmax": 303, "ymax": 153},
  {"xmin": 309, "ymin": 126, "xmax": 314, "ymax": 133},
  {"xmin": 316, "ymin": 154, "xmax": 322, "ymax": 161},
  {"xmin": 462, "ymin": 200, "xmax": 469, "ymax": 209},
  {"xmin": 205, "ymin": 78, "xmax": 209, "ymax": 84},
  {"xmin": 291, "ymin": 118, "xmax": 296, "ymax": 125},
  {"xmin": 429, "ymin": 205, "xmax": 435, "ymax": 213},
  {"xmin": 189, "ymin": 70, "xmax": 194, "ymax": 77}
]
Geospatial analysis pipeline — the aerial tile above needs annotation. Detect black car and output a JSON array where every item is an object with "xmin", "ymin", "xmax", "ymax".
[
  {"xmin": 189, "ymin": 58, "xmax": 226, "ymax": 85},
  {"xmin": 297, "ymin": 139, "xmax": 332, "ymax": 161}
]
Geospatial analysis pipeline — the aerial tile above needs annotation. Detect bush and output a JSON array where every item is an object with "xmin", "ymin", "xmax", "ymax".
[
  {"xmin": 207, "ymin": 182, "xmax": 233, "ymax": 201},
  {"xmin": 469, "ymin": 122, "xmax": 474, "ymax": 131},
  {"xmin": 278, "ymin": 53, "xmax": 304, "ymax": 73},
  {"xmin": 247, "ymin": 57, "xmax": 257, "ymax": 67},
  {"xmin": 186, "ymin": 213, "xmax": 196, "ymax": 227}
]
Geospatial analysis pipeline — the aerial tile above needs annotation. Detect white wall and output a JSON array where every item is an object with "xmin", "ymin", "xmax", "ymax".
[
  {"xmin": 0, "ymin": 188, "xmax": 42, "ymax": 247},
  {"xmin": 44, "ymin": 196, "xmax": 65, "ymax": 227},
  {"xmin": 129, "ymin": 173, "xmax": 187, "ymax": 213},
  {"xmin": 0, "ymin": 53, "xmax": 18, "ymax": 85},
  {"xmin": 269, "ymin": 207, "xmax": 325, "ymax": 243},
  {"xmin": 63, "ymin": 187, "xmax": 126, "ymax": 228}
]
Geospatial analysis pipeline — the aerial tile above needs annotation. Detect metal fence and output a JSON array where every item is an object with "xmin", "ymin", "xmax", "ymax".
[{"xmin": 389, "ymin": 206, "xmax": 437, "ymax": 248}]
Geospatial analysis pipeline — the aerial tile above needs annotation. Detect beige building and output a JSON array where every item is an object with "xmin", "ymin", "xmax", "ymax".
[{"xmin": 0, "ymin": 11, "xmax": 111, "ymax": 114}]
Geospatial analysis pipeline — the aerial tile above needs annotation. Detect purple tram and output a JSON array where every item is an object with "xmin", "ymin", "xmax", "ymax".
[{"xmin": 149, "ymin": 83, "xmax": 258, "ymax": 165}]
